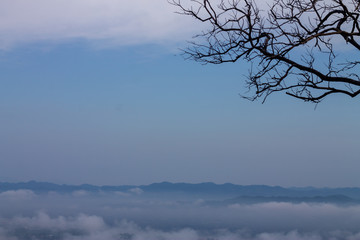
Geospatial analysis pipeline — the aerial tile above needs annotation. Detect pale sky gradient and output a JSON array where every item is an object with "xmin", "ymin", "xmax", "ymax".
[
  {"xmin": 0, "ymin": 0, "xmax": 359, "ymax": 187},
  {"xmin": 0, "ymin": 0, "xmax": 199, "ymax": 49}
]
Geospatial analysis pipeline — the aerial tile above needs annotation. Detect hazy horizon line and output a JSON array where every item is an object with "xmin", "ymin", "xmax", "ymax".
[{"xmin": 1, "ymin": 180, "xmax": 360, "ymax": 189}]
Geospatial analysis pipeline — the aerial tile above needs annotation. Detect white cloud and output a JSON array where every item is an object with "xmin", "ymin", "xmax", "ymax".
[
  {"xmin": 0, "ymin": 0, "xmax": 199, "ymax": 50},
  {"xmin": 129, "ymin": 187, "xmax": 143, "ymax": 195},
  {"xmin": 1, "ymin": 192, "xmax": 360, "ymax": 240},
  {"xmin": 3, "ymin": 214, "xmax": 360, "ymax": 240},
  {"xmin": 75, "ymin": 214, "xmax": 106, "ymax": 232},
  {"xmin": 12, "ymin": 211, "xmax": 105, "ymax": 233},
  {"xmin": 0, "ymin": 190, "xmax": 35, "ymax": 199}
]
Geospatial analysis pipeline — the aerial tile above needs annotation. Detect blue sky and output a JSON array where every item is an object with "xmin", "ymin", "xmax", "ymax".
[{"xmin": 0, "ymin": 0, "xmax": 359, "ymax": 187}]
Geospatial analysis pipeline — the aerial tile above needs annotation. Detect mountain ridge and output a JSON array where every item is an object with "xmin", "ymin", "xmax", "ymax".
[{"xmin": 1, "ymin": 181, "xmax": 360, "ymax": 199}]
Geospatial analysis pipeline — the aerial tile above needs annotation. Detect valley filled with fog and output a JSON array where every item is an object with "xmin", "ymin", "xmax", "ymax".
[{"xmin": 0, "ymin": 183, "xmax": 360, "ymax": 240}]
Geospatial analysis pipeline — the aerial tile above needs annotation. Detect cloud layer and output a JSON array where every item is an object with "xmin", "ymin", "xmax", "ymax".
[
  {"xmin": 0, "ymin": 0, "xmax": 198, "ymax": 49},
  {"xmin": 1, "ymin": 212, "xmax": 360, "ymax": 240},
  {"xmin": 1, "ymin": 191, "xmax": 360, "ymax": 239},
  {"xmin": 0, "ymin": 190, "xmax": 35, "ymax": 200}
]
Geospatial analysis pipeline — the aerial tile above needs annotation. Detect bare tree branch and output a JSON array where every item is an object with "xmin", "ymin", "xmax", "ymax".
[{"xmin": 170, "ymin": 0, "xmax": 360, "ymax": 102}]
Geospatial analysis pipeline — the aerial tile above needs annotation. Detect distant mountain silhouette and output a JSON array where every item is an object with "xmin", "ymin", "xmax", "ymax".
[{"xmin": 1, "ymin": 181, "xmax": 360, "ymax": 200}]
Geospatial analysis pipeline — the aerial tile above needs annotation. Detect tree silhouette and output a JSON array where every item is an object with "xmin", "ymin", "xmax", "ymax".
[{"xmin": 171, "ymin": 0, "xmax": 360, "ymax": 102}]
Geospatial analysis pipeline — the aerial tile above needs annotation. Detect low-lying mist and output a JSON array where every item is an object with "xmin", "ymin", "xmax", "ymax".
[{"xmin": 0, "ymin": 189, "xmax": 360, "ymax": 240}]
